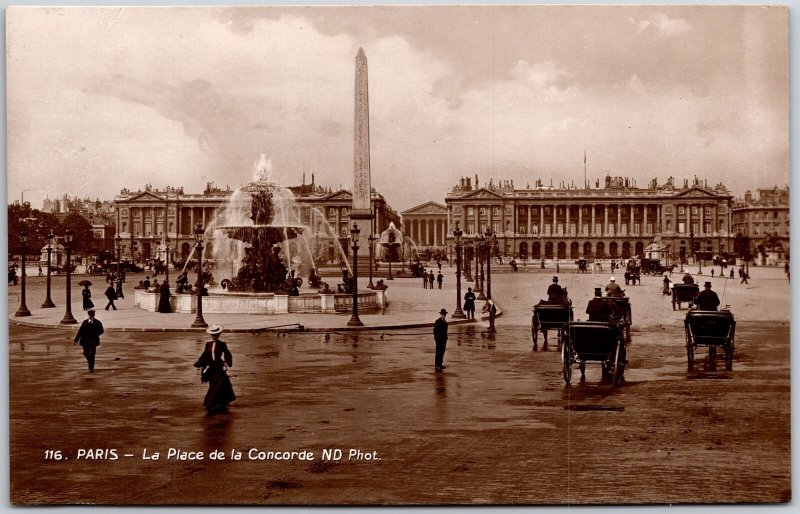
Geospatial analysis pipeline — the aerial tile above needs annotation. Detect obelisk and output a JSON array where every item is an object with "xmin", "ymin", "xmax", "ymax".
[{"xmin": 351, "ymin": 47, "xmax": 373, "ymax": 247}]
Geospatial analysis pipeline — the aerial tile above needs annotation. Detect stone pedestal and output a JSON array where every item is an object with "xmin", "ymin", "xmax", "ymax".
[{"xmin": 274, "ymin": 294, "xmax": 289, "ymax": 314}]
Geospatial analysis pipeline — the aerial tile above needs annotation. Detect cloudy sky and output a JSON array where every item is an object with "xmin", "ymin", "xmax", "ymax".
[{"xmin": 7, "ymin": 5, "xmax": 788, "ymax": 212}]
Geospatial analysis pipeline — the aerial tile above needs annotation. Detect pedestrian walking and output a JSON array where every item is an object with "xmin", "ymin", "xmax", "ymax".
[
  {"xmin": 422, "ymin": 270, "xmax": 428, "ymax": 289},
  {"xmin": 729, "ymin": 268, "xmax": 734, "ymax": 279},
  {"xmin": 37, "ymin": 265, "xmax": 43, "ymax": 277},
  {"xmin": 193, "ymin": 324, "xmax": 236, "ymax": 412},
  {"xmin": 74, "ymin": 309, "xmax": 104, "ymax": 372},
  {"xmin": 437, "ymin": 260, "xmax": 442, "ymax": 271},
  {"xmin": 433, "ymin": 309, "xmax": 448, "ymax": 371},
  {"xmin": 103, "ymin": 284, "xmax": 118, "ymax": 310},
  {"xmin": 428, "ymin": 271, "xmax": 435, "ymax": 290},
  {"xmin": 463, "ymin": 287, "xmax": 476, "ymax": 319},
  {"xmin": 81, "ymin": 284, "xmax": 94, "ymax": 311},
  {"xmin": 437, "ymin": 272, "xmax": 443, "ymax": 289},
  {"xmin": 711, "ymin": 269, "xmax": 715, "ymax": 277},
  {"xmin": 740, "ymin": 268, "xmax": 749, "ymax": 284},
  {"xmin": 115, "ymin": 277, "xmax": 125, "ymax": 300}
]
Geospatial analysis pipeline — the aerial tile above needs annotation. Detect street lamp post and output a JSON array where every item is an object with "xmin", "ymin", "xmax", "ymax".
[
  {"xmin": 367, "ymin": 234, "xmax": 376, "ymax": 289},
  {"xmin": 129, "ymin": 234, "xmax": 135, "ymax": 262},
  {"xmin": 485, "ymin": 228, "xmax": 493, "ymax": 300},
  {"xmin": 115, "ymin": 235, "xmax": 122, "ymax": 279},
  {"xmin": 401, "ymin": 242, "xmax": 406, "ymax": 274},
  {"xmin": 41, "ymin": 231, "xmax": 56, "ymax": 308},
  {"xmin": 347, "ymin": 222, "xmax": 363, "ymax": 326},
  {"xmin": 15, "ymin": 228, "xmax": 31, "ymax": 317},
  {"xmin": 164, "ymin": 235, "xmax": 171, "ymax": 285},
  {"xmin": 476, "ymin": 234, "xmax": 486, "ymax": 300},
  {"xmin": 464, "ymin": 241, "xmax": 473, "ymax": 282},
  {"xmin": 191, "ymin": 223, "xmax": 208, "ymax": 328},
  {"xmin": 452, "ymin": 224, "xmax": 466, "ymax": 319},
  {"xmin": 60, "ymin": 227, "xmax": 77, "ymax": 324}
]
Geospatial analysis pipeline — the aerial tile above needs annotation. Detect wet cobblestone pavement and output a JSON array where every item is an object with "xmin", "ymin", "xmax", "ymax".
[{"xmin": 9, "ymin": 269, "xmax": 791, "ymax": 505}]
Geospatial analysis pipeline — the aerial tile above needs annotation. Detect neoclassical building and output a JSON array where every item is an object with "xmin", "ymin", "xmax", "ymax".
[
  {"xmin": 400, "ymin": 202, "xmax": 448, "ymax": 250},
  {"xmin": 731, "ymin": 186, "xmax": 789, "ymax": 260},
  {"xmin": 445, "ymin": 174, "xmax": 735, "ymax": 262},
  {"xmin": 113, "ymin": 177, "xmax": 400, "ymax": 264}
]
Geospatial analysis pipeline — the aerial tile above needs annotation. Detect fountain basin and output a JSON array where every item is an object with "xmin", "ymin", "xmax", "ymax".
[{"xmin": 134, "ymin": 289, "xmax": 386, "ymax": 314}]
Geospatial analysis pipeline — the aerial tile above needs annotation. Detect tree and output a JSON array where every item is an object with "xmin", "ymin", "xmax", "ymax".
[{"xmin": 61, "ymin": 212, "xmax": 94, "ymax": 256}]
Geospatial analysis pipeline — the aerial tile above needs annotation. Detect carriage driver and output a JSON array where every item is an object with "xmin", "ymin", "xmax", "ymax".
[
  {"xmin": 694, "ymin": 281, "xmax": 721, "ymax": 311},
  {"xmin": 586, "ymin": 287, "xmax": 614, "ymax": 322},
  {"xmin": 605, "ymin": 277, "xmax": 624, "ymax": 297},
  {"xmin": 547, "ymin": 276, "xmax": 567, "ymax": 303}
]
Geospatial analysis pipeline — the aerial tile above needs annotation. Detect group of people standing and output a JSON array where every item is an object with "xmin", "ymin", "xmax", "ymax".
[{"xmin": 421, "ymin": 268, "xmax": 444, "ymax": 289}]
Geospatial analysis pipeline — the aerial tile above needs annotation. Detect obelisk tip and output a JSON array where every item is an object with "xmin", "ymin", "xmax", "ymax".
[{"xmin": 356, "ymin": 47, "xmax": 366, "ymax": 59}]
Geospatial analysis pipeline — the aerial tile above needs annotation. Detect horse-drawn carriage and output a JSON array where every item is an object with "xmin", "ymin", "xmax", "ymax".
[
  {"xmin": 684, "ymin": 309, "xmax": 736, "ymax": 371},
  {"xmin": 605, "ymin": 296, "xmax": 632, "ymax": 343},
  {"xmin": 672, "ymin": 283, "xmax": 699, "ymax": 310},
  {"xmin": 531, "ymin": 300, "xmax": 573, "ymax": 350},
  {"xmin": 575, "ymin": 258, "xmax": 589, "ymax": 273},
  {"xmin": 641, "ymin": 258, "xmax": 677, "ymax": 276},
  {"xmin": 561, "ymin": 320, "xmax": 627, "ymax": 385}
]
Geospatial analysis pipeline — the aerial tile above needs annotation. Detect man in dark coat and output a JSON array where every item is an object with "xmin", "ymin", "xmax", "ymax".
[
  {"xmin": 422, "ymin": 269, "xmax": 428, "ymax": 289},
  {"xmin": 433, "ymin": 309, "xmax": 448, "ymax": 371},
  {"xmin": 682, "ymin": 272, "xmax": 695, "ymax": 284},
  {"xmin": 547, "ymin": 276, "xmax": 565, "ymax": 303},
  {"xmin": 586, "ymin": 287, "xmax": 613, "ymax": 322},
  {"xmin": 695, "ymin": 282, "xmax": 721, "ymax": 311},
  {"xmin": 74, "ymin": 309, "xmax": 104, "ymax": 372},
  {"xmin": 463, "ymin": 287, "xmax": 476, "ymax": 319},
  {"xmin": 428, "ymin": 271, "xmax": 435, "ymax": 290},
  {"xmin": 142, "ymin": 276, "xmax": 151, "ymax": 289},
  {"xmin": 104, "ymin": 284, "xmax": 118, "ymax": 310},
  {"xmin": 437, "ymin": 272, "xmax": 444, "ymax": 289}
]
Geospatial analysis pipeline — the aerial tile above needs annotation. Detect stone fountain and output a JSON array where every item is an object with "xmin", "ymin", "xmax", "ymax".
[{"xmin": 378, "ymin": 222, "xmax": 403, "ymax": 280}]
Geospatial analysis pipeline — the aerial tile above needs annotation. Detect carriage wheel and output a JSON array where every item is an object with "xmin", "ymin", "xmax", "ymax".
[
  {"xmin": 556, "ymin": 327, "xmax": 564, "ymax": 351},
  {"xmin": 561, "ymin": 342, "xmax": 572, "ymax": 385},
  {"xmin": 614, "ymin": 344, "xmax": 626, "ymax": 386},
  {"xmin": 531, "ymin": 316, "xmax": 539, "ymax": 345}
]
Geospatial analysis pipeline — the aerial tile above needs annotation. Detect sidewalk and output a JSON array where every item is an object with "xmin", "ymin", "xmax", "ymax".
[{"xmin": 8, "ymin": 276, "xmax": 499, "ymax": 333}]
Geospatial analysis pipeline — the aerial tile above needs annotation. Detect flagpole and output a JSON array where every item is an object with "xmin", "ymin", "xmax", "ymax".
[{"xmin": 584, "ymin": 149, "xmax": 587, "ymax": 188}]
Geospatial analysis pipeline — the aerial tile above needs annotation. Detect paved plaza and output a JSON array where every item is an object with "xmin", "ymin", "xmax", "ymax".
[{"xmin": 8, "ymin": 264, "xmax": 791, "ymax": 504}]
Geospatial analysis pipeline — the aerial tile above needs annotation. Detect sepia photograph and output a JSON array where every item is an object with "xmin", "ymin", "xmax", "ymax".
[{"xmin": 6, "ymin": 5, "xmax": 790, "ymax": 506}]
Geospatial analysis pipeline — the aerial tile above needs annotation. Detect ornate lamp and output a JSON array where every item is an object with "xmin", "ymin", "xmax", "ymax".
[
  {"xmin": 452, "ymin": 224, "xmax": 466, "ymax": 318},
  {"xmin": 191, "ymin": 223, "xmax": 208, "ymax": 328},
  {"xmin": 15, "ymin": 227, "xmax": 31, "ymax": 317},
  {"xmin": 41, "ymin": 231, "xmax": 56, "ymax": 308},
  {"xmin": 60, "ymin": 227, "xmax": 77, "ymax": 324},
  {"xmin": 347, "ymin": 222, "xmax": 363, "ymax": 326}
]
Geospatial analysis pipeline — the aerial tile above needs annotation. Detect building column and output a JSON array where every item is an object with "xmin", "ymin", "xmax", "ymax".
[
  {"xmin": 700, "ymin": 204, "xmax": 705, "ymax": 235},
  {"xmin": 566, "ymin": 205, "xmax": 571, "ymax": 235},
  {"xmin": 643, "ymin": 204, "xmax": 649, "ymax": 235},
  {"xmin": 552, "ymin": 205, "xmax": 557, "ymax": 234},
  {"xmin": 527, "ymin": 206, "xmax": 532, "ymax": 235},
  {"xmin": 630, "ymin": 204, "xmax": 635, "ymax": 235},
  {"xmin": 617, "ymin": 206, "xmax": 622, "ymax": 236},
  {"xmin": 578, "ymin": 205, "xmax": 583, "ymax": 235},
  {"xmin": 190, "ymin": 207, "xmax": 195, "ymax": 234},
  {"xmin": 657, "ymin": 204, "xmax": 662, "ymax": 233},
  {"xmin": 604, "ymin": 205, "xmax": 609, "ymax": 236},
  {"xmin": 591, "ymin": 205, "xmax": 596, "ymax": 236},
  {"xmin": 540, "ymin": 205, "xmax": 544, "ymax": 235}
]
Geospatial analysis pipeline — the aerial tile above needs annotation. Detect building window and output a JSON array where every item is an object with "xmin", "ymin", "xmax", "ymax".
[
  {"xmin": 518, "ymin": 225, "xmax": 527, "ymax": 235},
  {"xmin": 493, "ymin": 207, "xmax": 501, "ymax": 216},
  {"xmin": 122, "ymin": 222, "xmax": 127, "ymax": 233},
  {"xmin": 454, "ymin": 207, "xmax": 462, "ymax": 215},
  {"xmin": 479, "ymin": 207, "xmax": 486, "ymax": 216},
  {"xmin": 678, "ymin": 222, "xmax": 685, "ymax": 233},
  {"xmin": 704, "ymin": 222, "xmax": 711, "ymax": 233},
  {"xmin": 705, "ymin": 207, "xmax": 712, "ymax": 215},
  {"xmin": 467, "ymin": 222, "xmax": 474, "ymax": 234},
  {"xmin": 467, "ymin": 207, "xmax": 474, "ymax": 217},
  {"xmin": 691, "ymin": 206, "xmax": 698, "ymax": 215},
  {"xmin": 678, "ymin": 206, "xmax": 685, "ymax": 215},
  {"xmin": 122, "ymin": 208, "xmax": 128, "ymax": 216}
]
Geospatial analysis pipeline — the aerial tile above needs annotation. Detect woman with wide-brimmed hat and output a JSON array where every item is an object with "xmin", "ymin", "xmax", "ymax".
[{"xmin": 193, "ymin": 324, "xmax": 236, "ymax": 412}]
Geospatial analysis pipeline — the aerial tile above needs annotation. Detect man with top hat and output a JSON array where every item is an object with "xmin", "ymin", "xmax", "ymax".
[
  {"xmin": 74, "ymin": 309, "xmax": 104, "ymax": 372},
  {"xmin": 586, "ymin": 287, "xmax": 614, "ymax": 322},
  {"xmin": 547, "ymin": 276, "xmax": 567, "ymax": 303},
  {"xmin": 695, "ymin": 281, "xmax": 721, "ymax": 311},
  {"xmin": 433, "ymin": 309, "xmax": 448, "ymax": 371},
  {"xmin": 605, "ymin": 276, "xmax": 624, "ymax": 297}
]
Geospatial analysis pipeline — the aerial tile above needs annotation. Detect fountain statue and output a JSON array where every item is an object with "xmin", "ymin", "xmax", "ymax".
[
  {"xmin": 378, "ymin": 222, "xmax": 403, "ymax": 280},
  {"xmin": 216, "ymin": 155, "xmax": 304, "ymax": 293}
]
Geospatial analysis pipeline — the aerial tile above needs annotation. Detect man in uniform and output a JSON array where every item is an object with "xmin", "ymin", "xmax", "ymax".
[
  {"xmin": 546, "ymin": 276, "xmax": 566, "ymax": 303},
  {"xmin": 695, "ymin": 281, "xmax": 721, "ymax": 311},
  {"xmin": 605, "ymin": 276, "xmax": 624, "ymax": 297},
  {"xmin": 586, "ymin": 287, "xmax": 613, "ymax": 322},
  {"xmin": 433, "ymin": 308, "xmax": 448, "ymax": 371}
]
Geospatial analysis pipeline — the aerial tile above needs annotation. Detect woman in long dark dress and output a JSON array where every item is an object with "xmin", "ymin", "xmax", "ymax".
[
  {"xmin": 157, "ymin": 281, "xmax": 172, "ymax": 313},
  {"xmin": 193, "ymin": 325, "xmax": 236, "ymax": 411},
  {"xmin": 82, "ymin": 285, "xmax": 94, "ymax": 310}
]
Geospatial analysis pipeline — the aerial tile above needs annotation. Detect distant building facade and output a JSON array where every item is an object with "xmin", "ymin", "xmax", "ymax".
[
  {"xmin": 731, "ymin": 186, "xmax": 789, "ymax": 263},
  {"xmin": 401, "ymin": 202, "xmax": 448, "ymax": 251},
  {"xmin": 445, "ymin": 174, "xmax": 735, "ymax": 263},
  {"xmin": 112, "ymin": 177, "xmax": 400, "ymax": 264}
]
